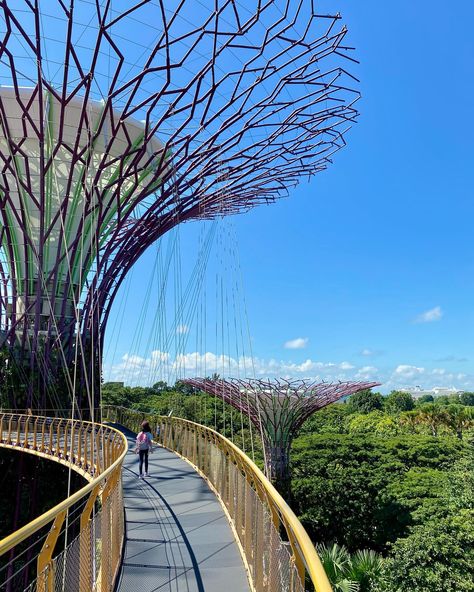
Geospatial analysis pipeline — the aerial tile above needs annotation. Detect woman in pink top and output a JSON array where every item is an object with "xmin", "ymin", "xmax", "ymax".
[{"xmin": 135, "ymin": 420, "xmax": 153, "ymax": 478}]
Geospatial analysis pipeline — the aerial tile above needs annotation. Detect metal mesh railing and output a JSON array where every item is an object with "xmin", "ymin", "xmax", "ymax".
[
  {"xmin": 0, "ymin": 413, "xmax": 127, "ymax": 592},
  {"xmin": 0, "ymin": 407, "xmax": 332, "ymax": 592},
  {"xmin": 104, "ymin": 406, "xmax": 332, "ymax": 592}
]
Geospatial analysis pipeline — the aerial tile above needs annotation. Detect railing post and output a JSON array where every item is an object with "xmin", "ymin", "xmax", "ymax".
[
  {"xmin": 84, "ymin": 428, "xmax": 89, "ymax": 471},
  {"xmin": 55, "ymin": 419, "xmax": 63, "ymax": 456},
  {"xmin": 193, "ymin": 428, "xmax": 197, "ymax": 465},
  {"xmin": 95, "ymin": 430, "xmax": 102, "ymax": 475},
  {"xmin": 111, "ymin": 470, "xmax": 123, "ymax": 583},
  {"xmin": 16, "ymin": 414, "xmax": 21, "ymax": 445},
  {"xmin": 100, "ymin": 469, "xmax": 119, "ymax": 592},
  {"xmin": 162, "ymin": 420, "xmax": 169, "ymax": 448},
  {"xmin": 40, "ymin": 418, "xmax": 46, "ymax": 452},
  {"xmin": 69, "ymin": 421, "xmax": 76, "ymax": 463},
  {"xmin": 63, "ymin": 421, "xmax": 69, "ymax": 458},
  {"xmin": 77, "ymin": 424, "xmax": 83, "ymax": 466},
  {"xmin": 171, "ymin": 420, "xmax": 176, "ymax": 451},
  {"xmin": 48, "ymin": 419, "xmax": 54, "ymax": 454},
  {"xmin": 7, "ymin": 415, "xmax": 13, "ymax": 444},
  {"xmin": 33, "ymin": 417, "xmax": 39, "ymax": 450},
  {"xmin": 79, "ymin": 485, "xmax": 100, "ymax": 592},
  {"xmin": 286, "ymin": 528, "xmax": 306, "ymax": 586},
  {"xmin": 23, "ymin": 416, "xmax": 29, "ymax": 447},
  {"xmin": 37, "ymin": 510, "xmax": 66, "ymax": 592}
]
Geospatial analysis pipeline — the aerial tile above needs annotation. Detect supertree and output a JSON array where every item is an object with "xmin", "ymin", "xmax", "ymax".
[
  {"xmin": 0, "ymin": 1, "xmax": 359, "ymax": 413},
  {"xmin": 184, "ymin": 378, "xmax": 381, "ymax": 499}
]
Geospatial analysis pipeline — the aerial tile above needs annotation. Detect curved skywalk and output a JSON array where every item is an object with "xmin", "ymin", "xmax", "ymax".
[{"xmin": 115, "ymin": 426, "xmax": 251, "ymax": 592}]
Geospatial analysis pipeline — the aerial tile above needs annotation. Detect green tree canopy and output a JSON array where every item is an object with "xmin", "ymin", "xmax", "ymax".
[
  {"xmin": 416, "ymin": 394, "xmax": 434, "ymax": 404},
  {"xmin": 377, "ymin": 454, "xmax": 474, "ymax": 592},
  {"xmin": 348, "ymin": 390, "xmax": 384, "ymax": 414},
  {"xmin": 460, "ymin": 392, "xmax": 474, "ymax": 406},
  {"xmin": 299, "ymin": 403, "xmax": 351, "ymax": 435},
  {"xmin": 291, "ymin": 433, "xmax": 465, "ymax": 552},
  {"xmin": 384, "ymin": 390, "xmax": 415, "ymax": 413}
]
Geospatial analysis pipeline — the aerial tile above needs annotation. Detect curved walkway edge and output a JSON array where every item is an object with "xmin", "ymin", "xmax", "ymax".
[{"xmin": 114, "ymin": 425, "xmax": 251, "ymax": 592}]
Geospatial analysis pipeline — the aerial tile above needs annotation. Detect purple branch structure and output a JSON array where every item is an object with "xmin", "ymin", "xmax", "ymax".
[
  {"xmin": 184, "ymin": 378, "xmax": 381, "ymax": 498},
  {"xmin": 0, "ymin": 2, "xmax": 359, "ymax": 410}
]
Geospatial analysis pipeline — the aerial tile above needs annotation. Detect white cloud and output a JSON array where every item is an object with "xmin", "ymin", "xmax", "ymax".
[
  {"xmin": 361, "ymin": 348, "xmax": 374, "ymax": 356},
  {"xmin": 394, "ymin": 364, "xmax": 425, "ymax": 378},
  {"xmin": 284, "ymin": 337, "xmax": 308, "ymax": 350},
  {"xmin": 104, "ymin": 350, "xmax": 365, "ymax": 386},
  {"xmin": 356, "ymin": 366, "xmax": 379, "ymax": 379},
  {"xmin": 415, "ymin": 306, "xmax": 442, "ymax": 323},
  {"xmin": 339, "ymin": 361, "xmax": 355, "ymax": 370},
  {"xmin": 176, "ymin": 324, "xmax": 189, "ymax": 334}
]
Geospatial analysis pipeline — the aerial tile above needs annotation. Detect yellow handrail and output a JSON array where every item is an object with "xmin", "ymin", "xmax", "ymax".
[
  {"xmin": 104, "ymin": 405, "xmax": 332, "ymax": 592},
  {"xmin": 0, "ymin": 413, "xmax": 128, "ymax": 591}
]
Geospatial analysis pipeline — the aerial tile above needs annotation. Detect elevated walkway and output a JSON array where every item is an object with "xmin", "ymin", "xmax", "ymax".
[
  {"xmin": 116, "ymin": 426, "xmax": 250, "ymax": 592},
  {"xmin": 0, "ymin": 410, "xmax": 332, "ymax": 592}
]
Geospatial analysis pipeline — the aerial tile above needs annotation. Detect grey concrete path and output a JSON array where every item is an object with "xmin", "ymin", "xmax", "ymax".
[{"xmin": 114, "ymin": 426, "xmax": 251, "ymax": 592}]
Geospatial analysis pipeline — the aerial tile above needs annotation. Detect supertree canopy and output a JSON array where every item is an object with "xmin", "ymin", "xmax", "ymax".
[
  {"xmin": 184, "ymin": 378, "xmax": 380, "ymax": 499},
  {"xmin": 0, "ymin": 1, "xmax": 359, "ymax": 411}
]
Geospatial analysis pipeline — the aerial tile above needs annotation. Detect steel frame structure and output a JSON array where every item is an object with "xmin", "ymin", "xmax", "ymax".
[
  {"xmin": 0, "ymin": 1, "xmax": 358, "ymax": 410},
  {"xmin": 184, "ymin": 378, "xmax": 380, "ymax": 498}
]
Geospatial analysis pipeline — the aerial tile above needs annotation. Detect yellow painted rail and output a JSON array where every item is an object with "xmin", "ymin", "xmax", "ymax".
[
  {"xmin": 104, "ymin": 406, "xmax": 333, "ymax": 592},
  {"xmin": 0, "ymin": 413, "xmax": 127, "ymax": 592}
]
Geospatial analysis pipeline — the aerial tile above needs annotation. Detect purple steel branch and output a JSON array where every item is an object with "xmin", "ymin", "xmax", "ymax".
[
  {"xmin": 0, "ymin": 1, "xmax": 359, "ymax": 407},
  {"xmin": 184, "ymin": 377, "xmax": 381, "ymax": 436}
]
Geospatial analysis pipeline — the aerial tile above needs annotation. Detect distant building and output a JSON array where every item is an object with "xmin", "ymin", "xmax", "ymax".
[{"xmin": 400, "ymin": 385, "xmax": 463, "ymax": 399}]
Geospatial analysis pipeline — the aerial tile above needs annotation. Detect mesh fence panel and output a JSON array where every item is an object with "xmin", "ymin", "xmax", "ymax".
[{"xmin": 27, "ymin": 476, "xmax": 123, "ymax": 592}]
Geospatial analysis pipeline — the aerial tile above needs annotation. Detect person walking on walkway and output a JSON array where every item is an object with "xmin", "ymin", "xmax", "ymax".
[{"xmin": 135, "ymin": 420, "xmax": 153, "ymax": 478}]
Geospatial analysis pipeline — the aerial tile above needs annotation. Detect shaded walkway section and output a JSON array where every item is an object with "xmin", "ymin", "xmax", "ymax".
[{"xmin": 114, "ymin": 426, "xmax": 251, "ymax": 592}]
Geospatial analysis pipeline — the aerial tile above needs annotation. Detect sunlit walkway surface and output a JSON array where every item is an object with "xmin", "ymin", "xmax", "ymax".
[{"xmin": 115, "ymin": 427, "xmax": 251, "ymax": 592}]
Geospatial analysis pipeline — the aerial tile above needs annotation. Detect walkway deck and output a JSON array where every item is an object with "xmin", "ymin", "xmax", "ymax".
[{"xmin": 115, "ymin": 426, "xmax": 251, "ymax": 592}]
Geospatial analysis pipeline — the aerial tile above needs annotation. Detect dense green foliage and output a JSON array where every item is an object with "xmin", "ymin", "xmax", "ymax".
[
  {"xmin": 291, "ymin": 433, "xmax": 465, "ymax": 551},
  {"xmin": 376, "ymin": 453, "xmax": 474, "ymax": 591},
  {"xmin": 295, "ymin": 392, "xmax": 474, "ymax": 591},
  {"xmin": 384, "ymin": 390, "xmax": 415, "ymax": 413},
  {"xmin": 347, "ymin": 389, "xmax": 383, "ymax": 414}
]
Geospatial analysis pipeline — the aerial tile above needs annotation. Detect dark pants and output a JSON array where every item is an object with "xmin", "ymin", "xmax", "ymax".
[{"xmin": 138, "ymin": 449, "xmax": 149, "ymax": 475}]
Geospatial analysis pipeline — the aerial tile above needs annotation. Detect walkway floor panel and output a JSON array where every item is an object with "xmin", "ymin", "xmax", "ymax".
[{"xmin": 115, "ymin": 428, "xmax": 251, "ymax": 592}]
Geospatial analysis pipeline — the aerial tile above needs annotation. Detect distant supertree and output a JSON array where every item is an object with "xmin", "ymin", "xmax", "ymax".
[
  {"xmin": 0, "ymin": 2, "xmax": 358, "ymax": 412},
  {"xmin": 184, "ymin": 378, "xmax": 380, "ymax": 499}
]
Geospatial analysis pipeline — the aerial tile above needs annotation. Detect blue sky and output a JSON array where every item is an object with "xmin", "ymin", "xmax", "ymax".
[{"xmin": 103, "ymin": 1, "xmax": 474, "ymax": 392}]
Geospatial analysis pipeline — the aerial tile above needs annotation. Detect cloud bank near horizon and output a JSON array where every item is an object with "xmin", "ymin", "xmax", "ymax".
[{"xmin": 103, "ymin": 350, "xmax": 472, "ymax": 393}]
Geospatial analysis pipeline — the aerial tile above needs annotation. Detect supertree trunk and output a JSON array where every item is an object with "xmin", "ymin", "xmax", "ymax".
[{"xmin": 266, "ymin": 441, "xmax": 293, "ymax": 503}]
